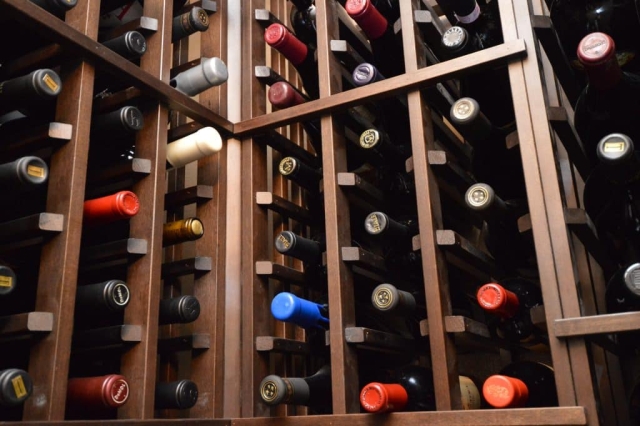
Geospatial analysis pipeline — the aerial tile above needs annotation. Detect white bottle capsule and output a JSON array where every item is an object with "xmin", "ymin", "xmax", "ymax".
[{"xmin": 166, "ymin": 127, "xmax": 223, "ymax": 169}]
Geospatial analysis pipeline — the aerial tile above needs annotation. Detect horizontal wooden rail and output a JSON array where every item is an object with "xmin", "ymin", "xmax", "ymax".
[{"xmin": 555, "ymin": 312, "xmax": 640, "ymax": 337}]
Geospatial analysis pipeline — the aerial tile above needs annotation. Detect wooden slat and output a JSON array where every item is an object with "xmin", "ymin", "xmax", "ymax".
[
  {"xmin": 0, "ymin": 213, "xmax": 64, "ymax": 243},
  {"xmin": 555, "ymin": 312, "xmax": 640, "ymax": 337},
  {"xmin": 0, "ymin": 122, "xmax": 72, "ymax": 158},
  {"xmin": 255, "ymin": 261, "xmax": 306, "ymax": 285},
  {"xmin": 161, "ymin": 257, "xmax": 212, "ymax": 279},
  {"xmin": 234, "ymin": 40, "xmax": 526, "ymax": 136},
  {"xmin": 72, "ymin": 325, "xmax": 142, "ymax": 349},
  {"xmin": 100, "ymin": 16, "xmax": 158, "ymax": 41},
  {"xmin": 436, "ymin": 230, "xmax": 502, "ymax": 278},
  {"xmin": 546, "ymin": 106, "xmax": 591, "ymax": 180},
  {"xmin": 341, "ymin": 246, "xmax": 388, "ymax": 274},
  {"xmin": 22, "ymin": 1, "xmax": 98, "ymax": 420},
  {"xmin": 1, "ymin": 0, "xmax": 234, "ymax": 136},
  {"xmin": 0, "ymin": 312, "xmax": 53, "ymax": 338},
  {"xmin": 255, "ymin": 336, "xmax": 310, "ymax": 355},
  {"xmin": 164, "ymin": 185, "xmax": 214, "ymax": 210},
  {"xmin": 157, "ymin": 333, "xmax": 211, "ymax": 353},
  {"xmin": 80, "ymin": 238, "xmax": 148, "ymax": 264},
  {"xmin": 256, "ymin": 191, "xmax": 318, "ymax": 225},
  {"xmin": 344, "ymin": 327, "xmax": 416, "ymax": 353}
]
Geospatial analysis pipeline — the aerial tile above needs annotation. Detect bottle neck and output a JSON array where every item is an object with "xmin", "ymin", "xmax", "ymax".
[
  {"xmin": 453, "ymin": 0, "xmax": 481, "ymax": 24},
  {"xmin": 585, "ymin": 55, "xmax": 623, "ymax": 91}
]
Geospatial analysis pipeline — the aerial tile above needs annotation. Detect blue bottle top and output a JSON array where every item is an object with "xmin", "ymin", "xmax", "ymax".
[{"xmin": 271, "ymin": 292, "xmax": 329, "ymax": 330}]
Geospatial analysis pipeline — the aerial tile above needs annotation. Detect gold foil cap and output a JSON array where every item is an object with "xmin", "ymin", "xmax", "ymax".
[
  {"xmin": 279, "ymin": 157, "xmax": 298, "ymax": 176},
  {"xmin": 360, "ymin": 129, "xmax": 380, "ymax": 149}
]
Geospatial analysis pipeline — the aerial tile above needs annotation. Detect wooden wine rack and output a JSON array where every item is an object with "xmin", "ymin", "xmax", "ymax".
[{"xmin": 0, "ymin": 0, "xmax": 631, "ymax": 425}]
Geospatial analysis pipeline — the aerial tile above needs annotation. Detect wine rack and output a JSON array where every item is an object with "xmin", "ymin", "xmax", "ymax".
[{"xmin": 0, "ymin": 0, "xmax": 629, "ymax": 425}]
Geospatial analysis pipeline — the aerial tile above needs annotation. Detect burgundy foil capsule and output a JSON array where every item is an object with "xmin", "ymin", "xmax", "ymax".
[
  {"xmin": 83, "ymin": 190, "xmax": 140, "ymax": 227},
  {"xmin": 268, "ymin": 81, "xmax": 307, "ymax": 108},
  {"xmin": 66, "ymin": 374, "xmax": 130, "ymax": 411},
  {"xmin": 577, "ymin": 32, "xmax": 622, "ymax": 91},
  {"xmin": 264, "ymin": 23, "xmax": 308, "ymax": 66},
  {"xmin": 345, "ymin": 0, "xmax": 388, "ymax": 40}
]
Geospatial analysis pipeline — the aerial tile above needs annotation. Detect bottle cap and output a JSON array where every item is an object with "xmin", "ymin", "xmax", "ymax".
[
  {"xmin": 166, "ymin": 127, "xmax": 223, "ymax": 168},
  {"xmin": 577, "ymin": 32, "xmax": 616, "ymax": 67},
  {"xmin": 186, "ymin": 217, "xmax": 205, "ymax": 238},
  {"xmin": 170, "ymin": 57, "xmax": 229, "ymax": 96},
  {"xmin": 623, "ymin": 263, "xmax": 640, "ymax": 297},
  {"xmin": 442, "ymin": 26, "xmax": 468, "ymax": 51},
  {"xmin": 113, "ymin": 191, "xmax": 141, "ymax": 218},
  {"xmin": 0, "ymin": 265, "xmax": 16, "ymax": 296},
  {"xmin": 31, "ymin": 69, "xmax": 62, "ymax": 99},
  {"xmin": 187, "ymin": 7, "xmax": 210, "ymax": 32},
  {"xmin": 15, "ymin": 156, "xmax": 48, "ymax": 187},
  {"xmin": 67, "ymin": 375, "xmax": 129, "ymax": 409},
  {"xmin": 345, "ymin": 0, "xmax": 388, "ymax": 40},
  {"xmin": 119, "ymin": 106, "xmax": 144, "ymax": 132},
  {"xmin": 264, "ymin": 24, "xmax": 308, "ymax": 66},
  {"xmin": 364, "ymin": 212, "xmax": 389, "ymax": 235},
  {"xmin": 359, "ymin": 129, "xmax": 381, "ymax": 149},
  {"xmin": 104, "ymin": 280, "xmax": 130, "ymax": 311},
  {"xmin": 278, "ymin": 157, "xmax": 299, "ymax": 176},
  {"xmin": 259, "ymin": 375, "xmax": 288, "ymax": 405},
  {"xmin": 0, "ymin": 369, "xmax": 32, "ymax": 407},
  {"xmin": 476, "ymin": 283, "xmax": 520, "ymax": 318},
  {"xmin": 352, "ymin": 63, "xmax": 381, "ymax": 86},
  {"xmin": 50, "ymin": 0, "xmax": 78, "ymax": 11},
  {"xmin": 270, "ymin": 291, "xmax": 328, "ymax": 329},
  {"xmin": 450, "ymin": 97, "xmax": 479, "ymax": 124},
  {"xmin": 177, "ymin": 295, "xmax": 201, "ymax": 323},
  {"xmin": 172, "ymin": 380, "xmax": 199, "ymax": 409},
  {"xmin": 275, "ymin": 230, "xmax": 297, "ymax": 254},
  {"xmin": 83, "ymin": 191, "xmax": 140, "ymax": 226},
  {"xmin": 123, "ymin": 31, "xmax": 147, "ymax": 57},
  {"xmin": 483, "ymin": 375, "xmax": 529, "ymax": 408},
  {"xmin": 268, "ymin": 81, "xmax": 306, "ymax": 108},
  {"xmin": 359, "ymin": 382, "xmax": 408, "ymax": 413},
  {"xmin": 596, "ymin": 133, "xmax": 634, "ymax": 164},
  {"xmin": 465, "ymin": 183, "xmax": 495, "ymax": 211}
]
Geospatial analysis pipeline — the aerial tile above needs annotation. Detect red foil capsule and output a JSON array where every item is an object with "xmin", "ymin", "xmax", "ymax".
[
  {"xmin": 83, "ymin": 190, "xmax": 140, "ymax": 227},
  {"xmin": 476, "ymin": 283, "xmax": 520, "ymax": 319},
  {"xmin": 264, "ymin": 23, "xmax": 308, "ymax": 66},
  {"xmin": 345, "ymin": 0, "xmax": 388, "ymax": 40},
  {"xmin": 577, "ymin": 32, "xmax": 622, "ymax": 91},
  {"xmin": 359, "ymin": 382, "xmax": 408, "ymax": 413},
  {"xmin": 66, "ymin": 374, "xmax": 130, "ymax": 412},
  {"xmin": 268, "ymin": 81, "xmax": 307, "ymax": 109}
]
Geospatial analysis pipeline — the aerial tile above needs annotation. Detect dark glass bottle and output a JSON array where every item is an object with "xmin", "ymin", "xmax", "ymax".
[
  {"xmin": 155, "ymin": 380, "xmax": 198, "ymax": 409},
  {"xmin": 476, "ymin": 278, "xmax": 543, "ymax": 343},
  {"xmin": 465, "ymin": 183, "xmax": 533, "ymax": 271},
  {"xmin": 83, "ymin": 191, "xmax": 141, "ymax": 227},
  {"xmin": 278, "ymin": 156, "xmax": 322, "ymax": 193},
  {"xmin": 370, "ymin": 283, "xmax": 416, "ymax": 316},
  {"xmin": 172, "ymin": 7, "xmax": 209, "ymax": 42},
  {"xmin": 0, "ymin": 265, "xmax": 17, "ymax": 296},
  {"xmin": 360, "ymin": 365, "xmax": 481, "ymax": 412},
  {"xmin": 0, "ymin": 156, "xmax": 48, "ymax": 193},
  {"xmin": 0, "ymin": 369, "xmax": 32, "ymax": 407},
  {"xmin": 344, "ymin": 0, "xmax": 404, "ymax": 78},
  {"xmin": 545, "ymin": 0, "xmax": 640, "ymax": 74},
  {"xmin": 574, "ymin": 33, "xmax": 640, "ymax": 165},
  {"xmin": 289, "ymin": 0, "xmax": 317, "ymax": 48},
  {"xmin": 264, "ymin": 23, "xmax": 319, "ymax": 99},
  {"xmin": 0, "ymin": 69, "xmax": 62, "ymax": 119},
  {"xmin": 75, "ymin": 280, "xmax": 131, "ymax": 317},
  {"xmin": 66, "ymin": 375, "xmax": 130, "ymax": 417},
  {"xmin": 30, "ymin": 0, "xmax": 77, "ymax": 15},
  {"xmin": 582, "ymin": 134, "xmax": 640, "ymax": 263},
  {"xmin": 441, "ymin": 23, "xmax": 515, "ymax": 129},
  {"xmin": 91, "ymin": 106, "xmax": 144, "ymax": 140},
  {"xmin": 357, "ymin": 127, "xmax": 410, "ymax": 171},
  {"xmin": 605, "ymin": 263, "xmax": 640, "ymax": 313},
  {"xmin": 450, "ymin": 97, "xmax": 525, "ymax": 200},
  {"xmin": 102, "ymin": 31, "xmax": 147, "ymax": 60},
  {"xmin": 169, "ymin": 57, "xmax": 229, "ymax": 96},
  {"xmin": 271, "ymin": 291, "xmax": 329, "ymax": 330},
  {"xmin": 159, "ymin": 295, "xmax": 201, "ymax": 325},
  {"xmin": 275, "ymin": 230, "xmax": 324, "ymax": 266},
  {"xmin": 163, "ymin": 217, "xmax": 205, "ymax": 246},
  {"xmin": 99, "ymin": 1, "xmax": 189, "ymax": 27},
  {"xmin": 259, "ymin": 365, "xmax": 332, "ymax": 411},
  {"xmin": 483, "ymin": 361, "xmax": 557, "ymax": 408}
]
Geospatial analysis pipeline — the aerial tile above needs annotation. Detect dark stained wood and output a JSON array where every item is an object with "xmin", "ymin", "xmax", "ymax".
[
  {"xmin": 18, "ymin": 421, "xmax": 230, "ymax": 426},
  {"xmin": 167, "ymin": 121, "xmax": 205, "ymax": 142},
  {"xmin": 344, "ymin": 327, "xmax": 417, "ymax": 353},
  {"xmin": 330, "ymin": 40, "xmax": 368, "ymax": 73},
  {"xmin": 255, "ymin": 261, "xmax": 306, "ymax": 285},
  {"xmin": 0, "ymin": 213, "xmax": 63, "ymax": 243},
  {"xmin": 254, "ymin": 8, "xmax": 287, "ymax": 29},
  {"xmin": 254, "ymin": 65, "xmax": 288, "ymax": 87},
  {"xmin": 255, "ymin": 336, "xmax": 310, "ymax": 355},
  {"xmin": 555, "ymin": 312, "xmax": 640, "ymax": 337},
  {"xmin": 72, "ymin": 325, "xmax": 142, "ymax": 349},
  {"xmin": 436, "ymin": 230, "xmax": 501, "ymax": 278},
  {"xmin": 100, "ymin": 16, "xmax": 158, "ymax": 41},
  {"xmin": 177, "ymin": 0, "xmax": 218, "ymax": 15},
  {"xmin": 254, "ymin": 130, "xmax": 319, "ymax": 168},
  {"xmin": 86, "ymin": 158, "xmax": 151, "ymax": 184},
  {"xmin": 337, "ymin": 172, "xmax": 386, "ymax": 208},
  {"xmin": 256, "ymin": 192, "xmax": 318, "ymax": 225},
  {"xmin": 0, "ymin": 312, "xmax": 53, "ymax": 338},
  {"xmin": 0, "ymin": 122, "xmax": 72, "ymax": 158},
  {"xmin": 1, "ymin": 0, "xmax": 234, "ymax": 136},
  {"xmin": 157, "ymin": 333, "xmax": 211, "ymax": 353},
  {"xmin": 80, "ymin": 238, "xmax": 148, "ymax": 263},
  {"xmin": 0, "ymin": 44, "xmax": 65, "ymax": 79},
  {"xmin": 169, "ymin": 57, "xmax": 203, "ymax": 79},
  {"xmin": 164, "ymin": 185, "xmax": 214, "ymax": 210},
  {"xmin": 234, "ymin": 40, "xmax": 526, "ymax": 136},
  {"xmin": 341, "ymin": 246, "xmax": 388, "ymax": 274},
  {"xmin": 161, "ymin": 257, "xmax": 212, "ymax": 279},
  {"xmin": 547, "ymin": 106, "xmax": 591, "ymax": 180},
  {"xmin": 93, "ymin": 87, "xmax": 144, "ymax": 113}
]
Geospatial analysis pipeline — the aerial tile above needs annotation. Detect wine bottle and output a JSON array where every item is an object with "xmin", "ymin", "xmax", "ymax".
[
  {"xmin": 278, "ymin": 156, "xmax": 322, "ymax": 193},
  {"xmin": 91, "ymin": 106, "xmax": 144, "ymax": 141},
  {"xmin": 159, "ymin": 295, "xmax": 201, "ymax": 325},
  {"xmin": 172, "ymin": 7, "xmax": 209, "ymax": 42},
  {"xmin": 582, "ymin": 134, "xmax": 640, "ymax": 263},
  {"xmin": 483, "ymin": 361, "xmax": 558, "ymax": 408},
  {"xmin": 360, "ymin": 365, "xmax": 481, "ymax": 412},
  {"xmin": 441, "ymin": 24, "xmax": 515, "ymax": 129},
  {"xmin": 166, "ymin": 127, "xmax": 224, "ymax": 169},
  {"xmin": 275, "ymin": 230, "xmax": 324, "ymax": 264},
  {"xmin": 371, "ymin": 283, "xmax": 416, "ymax": 316},
  {"xmin": 169, "ymin": 57, "xmax": 229, "ymax": 96},
  {"xmin": 75, "ymin": 280, "xmax": 131, "ymax": 317},
  {"xmin": 83, "ymin": 191, "xmax": 141, "ymax": 227},
  {"xmin": 344, "ymin": 0, "xmax": 404, "ymax": 78},
  {"xmin": 441, "ymin": 0, "xmax": 503, "ymax": 49},
  {"xmin": 66, "ymin": 375, "xmax": 130, "ymax": 414},
  {"xmin": 545, "ymin": 0, "xmax": 640, "ymax": 74},
  {"xmin": 0, "ymin": 69, "xmax": 62, "ymax": 119},
  {"xmin": 605, "ymin": 263, "xmax": 640, "ymax": 313},
  {"xmin": 364, "ymin": 211, "xmax": 417, "ymax": 251},
  {"xmin": 464, "ymin": 183, "xmax": 533, "ymax": 270},
  {"xmin": 450, "ymin": 97, "xmax": 525, "ymax": 199},
  {"xmin": 155, "ymin": 380, "xmax": 198, "ymax": 409},
  {"xmin": 99, "ymin": 0, "xmax": 189, "ymax": 28},
  {"xmin": 574, "ymin": 32, "xmax": 640, "ymax": 165},
  {"xmin": 0, "ymin": 156, "xmax": 48, "ymax": 193},
  {"xmin": 289, "ymin": 0, "xmax": 317, "ymax": 48},
  {"xmin": 476, "ymin": 278, "xmax": 543, "ymax": 343},
  {"xmin": 162, "ymin": 217, "xmax": 204, "ymax": 247},
  {"xmin": 357, "ymin": 128, "xmax": 410, "ymax": 171},
  {"xmin": 264, "ymin": 23, "xmax": 319, "ymax": 99},
  {"xmin": 259, "ymin": 365, "xmax": 332, "ymax": 409},
  {"xmin": 30, "ymin": 0, "xmax": 77, "ymax": 15},
  {"xmin": 0, "ymin": 265, "xmax": 17, "ymax": 296},
  {"xmin": 0, "ymin": 369, "xmax": 32, "ymax": 407},
  {"xmin": 271, "ymin": 291, "xmax": 329, "ymax": 330},
  {"xmin": 268, "ymin": 81, "xmax": 308, "ymax": 109},
  {"xmin": 102, "ymin": 31, "xmax": 148, "ymax": 60}
]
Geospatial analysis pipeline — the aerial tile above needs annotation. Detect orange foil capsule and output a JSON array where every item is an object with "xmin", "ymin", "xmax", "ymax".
[
  {"xmin": 359, "ymin": 382, "xmax": 409, "ymax": 413},
  {"xmin": 483, "ymin": 375, "xmax": 529, "ymax": 408},
  {"xmin": 83, "ymin": 191, "xmax": 140, "ymax": 227}
]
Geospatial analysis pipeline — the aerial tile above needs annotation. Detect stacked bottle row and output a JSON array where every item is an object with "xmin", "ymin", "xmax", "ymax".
[
  {"xmin": 247, "ymin": 0, "xmax": 562, "ymax": 417},
  {"xmin": 0, "ymin": 0, "xmax": 228, "ymax": 421}
]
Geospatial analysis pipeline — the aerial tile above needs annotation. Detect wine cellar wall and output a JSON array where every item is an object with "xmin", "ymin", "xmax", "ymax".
[{"xmin": 0, "ymin": 0, "xmax": 635, "ymax": 425}]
